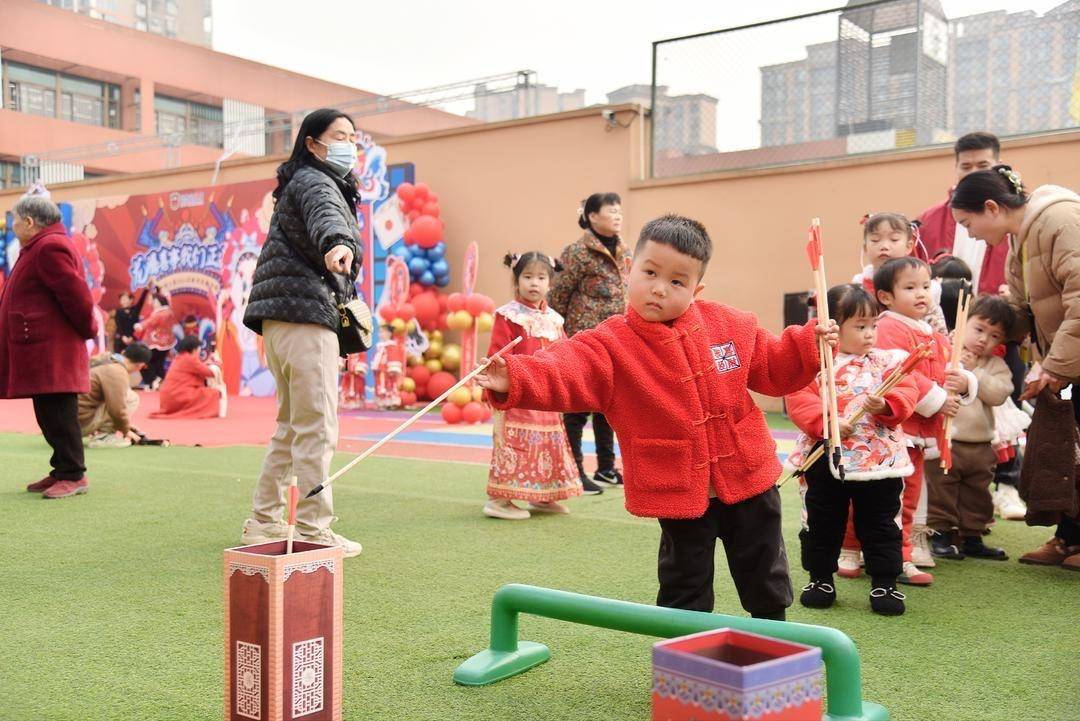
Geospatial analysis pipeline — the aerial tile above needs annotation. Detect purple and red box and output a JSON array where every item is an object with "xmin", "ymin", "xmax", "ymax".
[{"xmin": 652, "ymin": 628, "xmax": 823, "ymax": 721}]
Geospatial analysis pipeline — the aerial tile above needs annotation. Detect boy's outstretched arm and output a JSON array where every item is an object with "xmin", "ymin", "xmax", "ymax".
[
  {"xmin": 477, "ymin": 332, "xmax": 614, "ymax": 414},
  {"xmin": 747, "ymin": 319, "xmax": 838, "ymax": 397}
]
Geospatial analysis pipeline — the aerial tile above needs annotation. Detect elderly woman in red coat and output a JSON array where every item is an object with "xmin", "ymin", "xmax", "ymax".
[
  {"xmin": 151, "ymin": 335, "xmax": 226, "ymax": 419},
  {"xmin": 0, "ymin": 194, "xmax": 97, "ymax": 499}
]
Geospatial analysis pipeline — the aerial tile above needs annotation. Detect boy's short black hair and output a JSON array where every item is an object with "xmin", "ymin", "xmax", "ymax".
[
  {"xmin": 954, "ymin": 131, "xmax": 1000, "ymax": 159},
  {"xmin": 969, "ymin": 294, "xmax": 1015, "ymax": 337},
  {"xmin": 122, "ymin": 342, "xmax": 152, "ymax": 364},
  {"xmin": 636, "ymin": 214, "xmax": 712, "ymax": 276},
  {"xmin": 930, "ymin": 253, "xmax": 972, "ymax": 281},
  {"xmin": 873, "ymin": 257, "xmax": 929, "ymax": 295},
  {"xmin": 176, "ymin": 335, "xmax": 202, "ymax": 354}
]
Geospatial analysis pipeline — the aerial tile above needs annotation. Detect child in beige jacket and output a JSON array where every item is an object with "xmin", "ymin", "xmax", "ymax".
[{"xmin": 927, "ymin": 295, "xmax": 1017, "ymax": 560}]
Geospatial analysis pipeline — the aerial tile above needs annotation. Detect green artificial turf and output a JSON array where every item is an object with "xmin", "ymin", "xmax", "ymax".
[{"xmin": 1, "ymin": 432, "xmax": 1076, "ymax": 721}]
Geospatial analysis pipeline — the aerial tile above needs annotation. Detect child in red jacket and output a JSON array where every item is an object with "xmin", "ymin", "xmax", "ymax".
[
  {"xmin": 872, "ymin": 257, "xmax": 978, "ymax": 586},
  {"xmin": 478, "ymin": 214, "xmax": 839, "ymax": 619},
  {"xmin": 785, "ymin": 284, "xmax": 919, "ymax": 615}
]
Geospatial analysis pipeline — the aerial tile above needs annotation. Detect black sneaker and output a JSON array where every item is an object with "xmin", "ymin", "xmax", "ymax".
[
  {"xmin": 931, "ymin": 531, "xmax": 965, "ymax": 560},
  {"xmin": 869, "ymin": 584, "xmax": 906, "ymax": 616},
  {"xmin": 594, "ymin": 469, "xmax": 624, "ymax": 486},
  {"xmin": 798, "ymin": 578, "xmax": 836, "ymax": 609},
  {"xmin": 962, "ymin": 536, "xmax": 1008, "ymax": 560},
  {"xmin": 579, "ymin": 474, "xmax": 604, "ymax": 496}
]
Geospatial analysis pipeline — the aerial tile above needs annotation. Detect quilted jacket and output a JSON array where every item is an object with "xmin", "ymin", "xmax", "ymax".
[
  {"xmin": 244, "ymin": 163, "xmax": 362, "ymax": 334},
  {"xmin": 547, "ymin": 230, "xmax": 630, "ymax": 337}
]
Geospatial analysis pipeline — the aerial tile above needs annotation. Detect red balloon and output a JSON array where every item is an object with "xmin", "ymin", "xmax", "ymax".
[
  {"xmin": 426, "ymin": 371, "xmax": 457, "ymax": 400},
  {"xmin": 414, "ymin": 182, "xmax": 430, "ymax": 201},
  {"xmin": 462, "ymin": 401, "xmax": 485, "ymax": 424},
  {"xmin": 441, "ymin": 403, "xmax": 462, "ymax": 424},
  {"xmin": 407, "ymin": 209, "xmax": 420, "ymax": 222},
  {"xmin": 422, "ymin": 201, "xmax": 440, "ymax": 218},
  {"xmin": 412, "ymin": 293, "xmax": 440, "ymax": 326},
  {"xmin": 403, "ymin": 226, "xmax": 416, "ymax": 245},
  {"xmin": 410, "ymin": 215, "xmax": 443, "ymax": 249},
  {"xmin": 398, "ymin": 303, "xmax": 416, "ymax": 321},
  {"xmin": 437, "ymin": 293, "xmax": 450, "ymax": 311},
  {"xmin": 408, "ymin": 364, "xmax": 432, "ymax": 387},
  {"xmin": 482, "ymin": 296, "xmax": 496, "ymax": 314},
  {"xmin": 378, "ymin": 304, "xmax": 395, "ymax": 321},
  {"xmin": 447, "ymin": 292, "xmax": 466, "ymax": 313},
  {"xmin": 481, "ymin": 404, "xmax": 493, "ymax": 422},
  {"xmin": 408, "ymin": 283, "xmax": 423, "ymax": 299},
  {"xmin": 428, "ymin": 192, "xmax": 438, "ymax": 203},
  {"xmin": 465, "ymin": 294, "xmax": 487, "ymax": 317},
  {"xmin": 396, "ymin": 182, "xmax": 416, "ymax": 203}
]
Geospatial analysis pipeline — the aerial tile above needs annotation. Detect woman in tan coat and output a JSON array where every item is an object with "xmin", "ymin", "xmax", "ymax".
[{"xmin": 951, "ymin": 164, "xmax": 1080, "ymax": 570}]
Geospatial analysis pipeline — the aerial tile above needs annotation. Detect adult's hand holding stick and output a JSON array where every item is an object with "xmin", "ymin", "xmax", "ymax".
[{"xmin": 306, "ymin": 336, "xmax": 523, "ymax": 499}]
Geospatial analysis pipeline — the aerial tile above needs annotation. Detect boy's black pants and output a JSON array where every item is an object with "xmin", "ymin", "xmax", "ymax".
[
  {"xmin": 800, "ymin": 455, "xmax": 902, "ymax": 582},
  {"xmin": 563, "ymin": 412, "xmax": 616, "ymax": 473},
  {"xmin": 657, "ymin": 487, "xmax": 791, "ymax": 618}
]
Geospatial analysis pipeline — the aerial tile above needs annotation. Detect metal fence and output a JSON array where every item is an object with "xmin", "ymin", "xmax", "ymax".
[{"xmin": 651, "ymin": 0, "xmax": 1080, "ymax": 178}]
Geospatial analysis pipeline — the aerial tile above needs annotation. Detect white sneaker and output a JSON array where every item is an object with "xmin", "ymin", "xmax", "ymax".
[
  {"xmin": 483, "ymin": 499, "xmax": 530, "ymax": 520},
  {"xmin": 86, "ymin": 432, "xmax": 132, "ymax": 449},
  {"xmin": 994, "ymin": 485, "xmax": 1027, "ymax": 521},
  {"xmin": 301, "ymin": 527, "xmax": 363, "ymax": 558},
  {"xmin": 837, "ymin": 549, "xmax": 862, "ymax": 579},
  {"xmin": 911, "ymin": 525, "xmax": 936, "ymax": 568},
  {"xmin": 240, "ymin": 518, "xmax": 289, "ymax": 545}
]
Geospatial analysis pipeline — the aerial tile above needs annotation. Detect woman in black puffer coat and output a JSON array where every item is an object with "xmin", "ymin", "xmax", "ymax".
[{"xmin": 239, "ymin": 108, "xmax": 363, "ymax": 556}]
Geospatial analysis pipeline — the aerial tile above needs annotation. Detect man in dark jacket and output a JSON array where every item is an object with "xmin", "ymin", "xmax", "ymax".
[{"xmin": 0, "ymin": 194, "xmax": 97, "ymax": 499}]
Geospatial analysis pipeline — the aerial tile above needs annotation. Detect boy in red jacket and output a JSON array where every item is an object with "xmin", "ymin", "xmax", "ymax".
[
  {"xmin": 872, "ymin": 257, "xmax": 978, "ymax": 586},
  {"xmin": 478, "ymin": 214, "xmax": 838, "ymax": 620}
]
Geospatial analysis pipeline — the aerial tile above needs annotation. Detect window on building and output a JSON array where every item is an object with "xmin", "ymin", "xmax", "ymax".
[
  {"xmin": 4, "ymin": 61, "xmax": 119, "ymax": 128},
  {"xmin": 0, "ymin": 160, "xmax": 25, "ymax": 190},
  {"xmin": 154, "ymin": 94, "xmax": 223, "ymax": 147}
]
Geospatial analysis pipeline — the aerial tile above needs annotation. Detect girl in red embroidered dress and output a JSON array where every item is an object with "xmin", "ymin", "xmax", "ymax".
[{"xmin": 483, "ymin": 252, "xmax": 582, "ymax": 520}]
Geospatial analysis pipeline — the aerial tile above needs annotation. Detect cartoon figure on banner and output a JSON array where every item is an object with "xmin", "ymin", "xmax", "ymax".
[
  {"xmin": 70, "ymin": 221, "xmax": 109, "ymax": 354},
  {"xmin": 173, "ymin": 313, "xmax": 215, "ymax": 357},
  {"xmin": 221, "ymin": 241, "xmax": 274, "ymax": 397},
  {"xmin": 353, "ymin": 132, "xmax": 390, "ymax": 205}
]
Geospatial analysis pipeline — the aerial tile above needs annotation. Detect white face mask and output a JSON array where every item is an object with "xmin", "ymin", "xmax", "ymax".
[{"xmin": 316, "ymin": 139, "xmax": 358, "ymax": 176}]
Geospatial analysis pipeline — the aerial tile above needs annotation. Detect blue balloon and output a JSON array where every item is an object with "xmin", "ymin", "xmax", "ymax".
[
  {"xmin": 427, "ymin": 242, "xmax": 446, "ymax": 260},
  {"xmin": 435, "ymin": 274, "xmax": 450, "ymax": 288},
  {"xmin": 408, "ymin": 257, "xmax": 428, "ymax": 275},
  {"xmin": 420, "ymin": 270, "xmax": 436, "ymax": 286},
  {"xmin": 391, "ymin": 244, "xmax": 410, "ymax": 259},
  {"xmin": 430, "ymin": 259, "xmax": 449, "ymax": 277}
]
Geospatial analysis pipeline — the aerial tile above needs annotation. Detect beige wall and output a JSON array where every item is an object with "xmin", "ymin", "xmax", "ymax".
[{"xmin": 5, "ymin": 106, "xmax": 1079, "ymax": 406}]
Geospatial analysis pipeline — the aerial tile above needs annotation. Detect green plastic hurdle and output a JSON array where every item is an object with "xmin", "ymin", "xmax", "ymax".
[{"xmin": 454, "ymin": 584, "xmax": 888, "ymax": 721}]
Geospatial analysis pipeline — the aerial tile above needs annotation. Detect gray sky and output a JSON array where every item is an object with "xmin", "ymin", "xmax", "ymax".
[{"xmin": 212, "ymin": 0, "xmax": 1066, "ymax": 147}]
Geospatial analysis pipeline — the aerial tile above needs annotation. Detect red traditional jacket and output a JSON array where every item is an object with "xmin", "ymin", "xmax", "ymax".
[
  {"xmin": 875, "ymin": 310, "xmax": 978, "ymax": 457},
  {"xmin": 0, "ymin": 223, "xmax": 96, "ymax": 398},
  {"xmin": 487, "ymin": 300, "xmax": 820, "ymax": 519},
  {"xmin": 785, "ymin": 350, "xmax": 919, "ymax": 480}
]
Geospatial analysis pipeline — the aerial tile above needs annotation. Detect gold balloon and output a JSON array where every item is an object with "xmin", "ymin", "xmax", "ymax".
[
  {"xmin": 430, "ymin": 329, "xmax": 443, "ymax": 342},
  {"xmin": 472, "ymin": 386, "xmax": 484, "ymax": 402},
  {"xmin": 425, "ymin": 340, "xmax": 444, "ymax": 359},
  {"xmin": 390, "ymin": 318, "xmax": 406, "ymax": 335},
  {"xmin": 399, "ymin": 377, "xmax": 416, "ymax": 393},
  {"xmin": 425, "ymin": 358, "xmax": 443, "ymax": 374},
  {"xmin": 448, "ymin": 386, "xmax": 472, "ymax": 406},
  {"xmin": 476, "ymin": 312, "xmax": 495, "ymax": 333}
]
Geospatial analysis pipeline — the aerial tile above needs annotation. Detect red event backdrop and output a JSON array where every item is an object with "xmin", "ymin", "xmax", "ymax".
[{"xmin": 63, "ymin": 180, "xmax": 277, "ymax": 396}]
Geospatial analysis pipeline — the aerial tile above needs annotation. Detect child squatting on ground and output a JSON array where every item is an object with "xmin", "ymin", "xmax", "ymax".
[
  {"xmin": 477, "ymin": 214, "xmax": 839, "ymax": 620},
  {"xmin": 483, "ymin": 251, "xmax": 583, "ymax": 520},
  {"xmin": 785, "ymin": 284, "xmax": 920, "ymax": 615}
]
